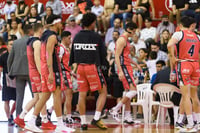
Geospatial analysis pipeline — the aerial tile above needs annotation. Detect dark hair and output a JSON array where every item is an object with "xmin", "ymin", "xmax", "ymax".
[
  {"xmin": 30, "ymin": 6, "xmax": 38, "ymax": 17},
  {"xmin": 149, "ymin": 51, "xmax": 157, "ymax": 59},
  {"xmin": 46, "ymin": 14, "xmax": 61, "ymax": 25},
  {"xmin": 113, "ymin": 30, "xmax": 120, "ymax": 35},
  {"xmin": 139, "ymin": 48, "xmax": 148, "ymax": 53},
  {"xmin": 0, "ymin": 37, "xmax": 6, "ymax": 46},
  {"xmin": 151, "ymin": 42, "xmax": 159, "ymax": 47},
  {"xmin": 162, "ymin": 29, "xmax": 170, "ymax": 34},
  {"xmin": 61, "ymin": 31, "xmax": 71, "ymax": 40},
  {"xmin": 156, "ymin": 60, "xmax": 166, "ymax": 66},
  {"xmin": 180, "ymin": 16, "xmax": 196, "ymax": 28},
  {"xmin": 125, "ymin": 22, "xmax": 138, "ymax": 31},
  {"xmin": 10, "ymin": 11, "xmax": 15, "ymax": 16},
  {"xmin": 46, "ymin": 6, "xmax": 53, "ymax": 14},
  {"xmin": 145, "ymin": 17, "xmax": 152, "ymax": 22},
  {"xmin": 33, "ymin": 23, "xmax": 43, "ymax": 32},
  {"xmin": 8, "ymin": 35, "xmax": 17, "ymax": 43},
  {"xmin": 23, "ymin": 24, "xmax": 33, "ymax": 35},
  {"xmin": 81, "ymin": 13, "xmax": 96, "ymax": 27}
]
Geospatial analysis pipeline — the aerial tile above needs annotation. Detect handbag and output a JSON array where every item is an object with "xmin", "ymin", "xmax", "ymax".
[{"xmin": 136, "ymin": 8, "xmax": 145, "ymax": 15}]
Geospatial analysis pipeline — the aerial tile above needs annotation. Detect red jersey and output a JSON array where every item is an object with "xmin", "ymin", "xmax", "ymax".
[
  {"xmin": 58, "ymin": 44, "xmax": 71, "ymax": 72},
  {"xmin": 176, "ymin": 30, "xmax": 200, "ymax": 61},
  {"xmin": 118, "ymin": 35, "xmax": 132, "ymax": 66}
]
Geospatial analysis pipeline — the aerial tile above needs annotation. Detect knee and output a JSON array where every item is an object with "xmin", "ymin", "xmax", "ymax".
[{"xmin": 125, "ymin": 90, "xmax": 137, "ymax": 100}]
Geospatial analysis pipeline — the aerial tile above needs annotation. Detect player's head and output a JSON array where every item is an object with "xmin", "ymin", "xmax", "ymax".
[
  {"xmin": 180, "ymin": 16, "xmax": 196, "ymax": 30},
  {"xmin": 61, "ymin": 31, "xmax": 71, "ymax": 46},
  {"xmin": 33, "ymin": 23, "xmax": 44, "ymax": 37},
  {"xmin": 46, "ymin": 14, "xmax": 63, "ymax": 32},
  {"xmin": 81, "ymin": 12, "xmax": 97, "ymax": 30},
  {"xmin": 125, "ymin": 22, "xmax": 138, "ymax": 36},
  {"xmin": 8, "ymin": 35, "xmax": 17, "ymax": 52},
  {"xmin": 23, "ymin": 24, "xmax": 34, "ymax": 36}
]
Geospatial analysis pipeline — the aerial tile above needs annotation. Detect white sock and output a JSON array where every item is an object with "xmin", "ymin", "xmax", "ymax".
[
  {"xmin": 80, "ymin": 115, "xmax": 86, "ymax": 125},
  {"xmin": 196, "ymin": 113, "xmax": 200, "ymax": 123},
  {"xmin": 192, "ymin": 112, "xmax": 197, "ymax": 122},
  {"xmin": 187, "ymin": 115, "xmax": 194, "ymax": 127},
  {"xmin": 125, "ymin": 111, "xmax": 131, "ymax": 117},
  {"xmin": 57, "ymin": 116, "xmax": 64, "ymax": 126},
  {"xmin": 94, "ymin": 111, "xmax": 101, "ymax": 121},
  {"xmin": 19, "ymin": 109, "xmax": 28, "ymax": 119},
  {"xmin": 113, "ymin": 102, "xmax": 123, "ymax": 111},
  {"xmin": 67, "ymin": 114, "xmax": 72, "ymax": 119},
  {"xmin": 177, "ymin": 114, "xmax": 184, "ymax": 123},
  {"xmin": 28, "ymin": 115, "xmax": 37, "ymax": 125},
  {"xmin": 42, "ymin": 114, "xmax": 48, "ymax": 123}
]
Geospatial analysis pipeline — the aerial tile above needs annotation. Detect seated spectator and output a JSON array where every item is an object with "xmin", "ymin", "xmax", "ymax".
[
  {"xmin": 132, "ymin": 0, "xmax": 155, "ymax": 30},
  {"xmin": 105, "ymin": 18, "xmax": 124, "ymax": 46},
  {"xmin": 150, "ymin": 60, "xmax": 166, "ymax": 83},
  {"xmin": 15, "ymin": 0, "xmax": 29, "ymax": 23},
  {"xmin": 182, "ymin": 0, "xmax": 200, "ymax": 29},
  {"xmin": 137, "ymin": 48, "xmax": 148, "ymax": 70},
  {"xmin": 7, "ymin": 12, "xmax": 22, "ymax": 31},
  {"xmin": 64, "ymin": 16, "xmax": 82, "ymax": 40},
  {"xmin": 155, "ymin": 15, "xmax": 175, "ymax": 42},
  {"xmin": 169, "ymin": 0, "xmax": 189, "ymax": 23},
  {"xmin": 140, "ymin": 17, "xmax": 156, "ymax": 41},
  {"xmin": 46, "ymin": 0, "xmax": 62, "ymax": 16},
  {"xmin": 91, "ymin": 0, "xmax": 104, "ymax": 33},
  {"xmin": 151, "ymin": 42, "xmax": 168, "ymax": 62},
  {"xmin": 0, "ymin": 16, "xmax": 6, "ymax": 37},
  {"xmin": 42, "ymin": 6, "xmax": 53, "ymax": 27},
  {"xmin": 145, "ymin": 51, "xmax": 157, "ymax": 80},
  {"xmin": 75, "ymin": 0, "xmax": 93, "ymax": 14},
  {"xmin": 31, "ymin": 0, "xmax": 44, "ymax": 17},
  {"xmin": 110, "ymin": 0, "xmax": 132, "ymax": 27},
  {"xmin": 102, "ymin": 0, "xmax": 114, "ymax": 31},
  {"xmin": 26, "ymin": 6, "xmax": 41, "ymax": 25},
  {"xmin": 158, "ymin": 29, "xmax": 170, "ymax": 53},
  {"xmin": 131, "ymin": 32, "xmax": 146, "ymax": 56},
  {"xmin": 8, "ymin": 21, "xmax": 23, "ymax": 39},
  {"xmin": 68, "ymin": 6, "xmax": 83, "ymax": 25},
  {"xmin": 3, "ymin": 0, "xmax": 17, "ymax": 21}
]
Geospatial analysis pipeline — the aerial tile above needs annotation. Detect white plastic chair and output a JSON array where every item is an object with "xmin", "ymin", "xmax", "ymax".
[
  {"xmin": 153, "ymin": 83, "xmax": 180, "ymax": 127},
  {"xmin": 122, "ymin": 83, "xmax": 151, "ymax": 124}
]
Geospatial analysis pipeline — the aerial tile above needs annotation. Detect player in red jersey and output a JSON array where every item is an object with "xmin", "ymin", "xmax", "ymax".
[
  {"xmin": 109, "ymin": 22, "xmax": 142, "ymax": 124},
  {"xmin": 25, "ymin": 15, "xmax": 75, "ymax": 133},
  {"xmin": 168, "ymin": 16, "xmax": 200, "ymax": 132},
  {"xmin": 14, "ymin": 23, "xmax": 56, "ymax": 130}
]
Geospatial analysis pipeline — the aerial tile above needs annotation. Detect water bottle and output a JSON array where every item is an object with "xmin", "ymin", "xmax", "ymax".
[{"xmin": 170, "ymin": 70, "xmax": 176, "ymax": 83}]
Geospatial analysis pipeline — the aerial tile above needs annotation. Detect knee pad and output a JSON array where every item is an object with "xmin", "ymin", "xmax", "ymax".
[{"xmin": 125, "ymin": 90, "xmax": 137, "ymax": 100}]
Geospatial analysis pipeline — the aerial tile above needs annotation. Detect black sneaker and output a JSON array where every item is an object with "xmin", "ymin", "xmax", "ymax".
[
  {"xmin": 66, "ymin": 116, "xmax": 81, "ymax": 124},
  {"xmin": 91, "ymin": 119, "xmax": 107, "ymax": 130},
  {"xmin": 175, "ymin": 122, "xmax": 185, "ymax": 129},
  {"xmin": 47, "ymin": 109, "xmax": 52, "ymax": 121},
  {"xmin": 35, "ymin": 115, "xmax": 41, "ymax": 127},
  {"xmin": 81, "ymin": 124, "xmax": 88, "ymax": 130},
  {"xmin": 124, "ymin": 120, "xmax": 134, "ymax": 124},
  {"xmin": 8, "ymin": 115, "xmax": 14, "ymax": 126}
]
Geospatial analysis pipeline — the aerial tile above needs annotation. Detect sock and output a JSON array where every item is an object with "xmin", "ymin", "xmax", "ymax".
[
  {"xmin": 94, "ymin": 111, "xmax": 101, "ymax": 121},
  {"xmin": 57, "ymin": 116, "xmax": 64, "ymax": 126},
  {"xmin": 196, "ymin": 113, "xmax": 200, "ymax": 123},
  {"xmin": 63, "ymin": 115, "xmax": 67, "ymax": 120},
  {"xmin": 80, "ymin": 115, "xmax": 86, "ymax": 125},
  {"xmin": 67, "ymin": 114, "xmax": 72, "ymax": 119},
  {"xmin": 187, "ymin": 115, "xmax": 194, "ymax": 127},
  {"xmin": 177, "ymin": 114, "xmax": 184, "ymax": 123},
  {"xmin": 42, "ymin": 115, "xmax": 48, "ymax": 123},
  {"xmin": 19, "ymin": 109, "xmax": 28, "ymax": 119},
  {"xmin": 192, "ymin": 112, "xmax": 197, "ymax": 122},
  {"xmin": 113, "ymin": 102, "xmax": 123, "ymax": 112},
  {"xmin": 28, "ymin": 115, "xmax": 37, "ymax": 125},
  {"xmin": 125, "ymin": 111, "xmax": 131, "ymax": 118}
]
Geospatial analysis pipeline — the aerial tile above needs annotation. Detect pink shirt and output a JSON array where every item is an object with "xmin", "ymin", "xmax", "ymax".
[{"xmin": 64, "ymin": 24, "xmax": 82, "ymax": 40}]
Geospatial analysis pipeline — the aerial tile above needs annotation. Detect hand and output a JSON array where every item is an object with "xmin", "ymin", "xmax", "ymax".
[
  {"xmin": 48, "ymin": 73, "xmax": 54, "ymax": 84},
  {"xmin": 137, "ymin": 64, "xmax": 143, "ymax": 73},
  {"xmin": 118, "ymin": 71, "xmax": 125, "ymax": 81}
]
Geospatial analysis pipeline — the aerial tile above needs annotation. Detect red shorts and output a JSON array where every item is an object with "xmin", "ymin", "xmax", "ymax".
[
  {"xmin": 29, "ymin": 72, "xmax": 42, "ymax": 93},
  {"xmin": 77, "ymin": 64, "xmax": 106, "ymax": 92},
  {"xmin": 176, "ymin": 61, "xmax": 200, "ymax": 86},
  {"xmin": 120, "ymin": 65, "xmax": 136, "ymax": 90},
  {"xmin": 41, "ymin": 72, "xmax": 62, "ymax": 92},
  {"xmin": 61, "ymin": 71, "xmax": 73, "ymax": 90}
]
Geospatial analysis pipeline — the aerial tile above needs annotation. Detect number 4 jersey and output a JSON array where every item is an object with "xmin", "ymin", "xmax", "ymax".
[{"xmin": 172, "ymin": 30, "xmax": 200, "ymax": 61}]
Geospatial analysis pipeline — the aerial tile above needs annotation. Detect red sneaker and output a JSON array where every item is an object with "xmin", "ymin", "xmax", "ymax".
[
  {"xmin": 41, "ymin": 121, "xmax": 56, "ymax": 130},
  {"xmin": 14, "ymin": 116, "xmax": 25, "ymax": 128}
]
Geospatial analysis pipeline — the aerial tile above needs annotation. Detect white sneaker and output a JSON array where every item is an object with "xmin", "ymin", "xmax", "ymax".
[
  {"xmin": 24, "ymin": 123, "xmax": 43, "ymax": 132},
  {"xmin": 109, "ymin": 109, "xmax": 120, "ymax": 122},
  {"xmin": 179, "ymin": 125, "xmax": 197, "ymax": 133},
  {"xmin": 55, "ymin": 125, "xmax": 75, "ymax": 132},
  {"xmin": 124, "ymin": 115, "xmax": 134, "ymax": 124}
]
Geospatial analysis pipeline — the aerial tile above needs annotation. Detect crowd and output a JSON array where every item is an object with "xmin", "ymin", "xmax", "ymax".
[{"xmin": 0, "ymin": 0, "xmax": 199, "ymax": 132}]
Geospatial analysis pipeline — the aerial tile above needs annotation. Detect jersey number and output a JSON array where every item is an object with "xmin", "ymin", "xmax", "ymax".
[{"xmin": 188, "ymin": 45, "xmax": 195, "ymax": 56}]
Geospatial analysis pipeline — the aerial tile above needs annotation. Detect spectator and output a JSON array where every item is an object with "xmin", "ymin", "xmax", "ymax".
[
  {"xmin": 137, "ymin": 48, "xmax": 148, "ymax": 68},
  {"xmin": 169, "ymin": 0, "xmax": 189, "ymax": 23},
  {"xmin": 110, "ymin": 0, "xmax": 132, "ymax": 27},
  {"xmin": 131, "ymin": 32, "xmax": 146, "ymax": 56},
  {"xmin": 0, "ymin": 35, "xmax": 17, "ymax": 126},
  {"xmin": 158, "ymin": 29, "xmax": 170, "ymax": 53},
  {"xmin": 102, "ymin": 0, "xmax": 115, "ymax": 31},
  {"xmin": 7, "ymin": 12, "xmax": 22, "ymax": 31},
  {"xmin": 150, "ymin": 60, "xmax": 166, "ymax": 83},
  {"xmin": 8, "ymin": 21, "xmax": 23, "ymax": 39},
  {"xmin": 68, "ymin": 6, "xmax": 83, "ymax": 25},
  {"xmin": 91, "ymin": 0, "xmax": 104, "ymax": 33},
  {"xmin": 25, "ymin": 6, "xmax": 42, "ymax": 25},
  {"xmin": 3, "ymin": 0, "xmax": 17, "ymax": 21},
  {"xmin": 31, "ymin": 0, "xmax": 45, "ymax": 17},
  {"xmin": 140, "ymin": 17, "xmax": 156, "ymax": 41},
  {"xmin": 132, "ymin": 0, "xmax": 155, "ymax": 30},
  {"xmin": 46, "ymin": 0, "xmax": 62, "ymax": 16},
  {"xmin": 145, "ymin": 51, "xmax": 157, "ymax": 80},
  {"xmin": 15, "ymin": 0, "xmax": 29, "ymax": 23},
  {"xmin": 7, "ymin": 24, "xmax": 34, "ymax": 117},
  {"xmin": 0, "ymin": 15, "xmax": 6, "ymax": 37},
  {"xmin": 105, "ymin": 18, "xmax": 124, "ymax": 46},
  {"xmin": 42, "ymin": 7, "xmax": 53, "ymax": 27},
  {"xmin": 151, "ymin": 42, "xmax": 168, "ymax": 62},
  {"xmin": 64, "ymin": 16, "xmax": 82, "ymax": 40},
  {"xmin": 75, "ymin": 0, "xmax": 93, "ymax": 14},
  {"xmin": 0, "ymin": 37, "xmax": 7, "ymax": 56},
  {"xmin": 155, "ymin": 15, "xmax": 175, "ymax": 42}
]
